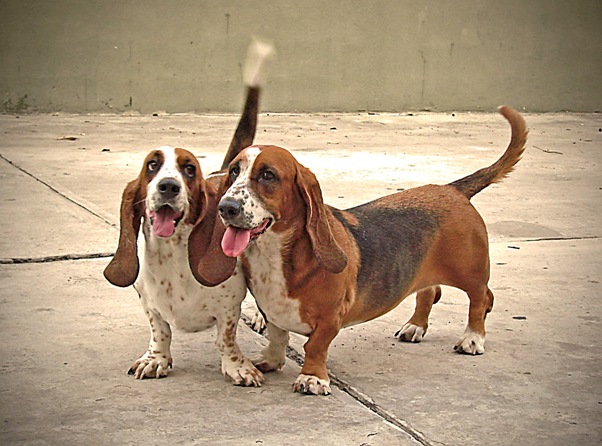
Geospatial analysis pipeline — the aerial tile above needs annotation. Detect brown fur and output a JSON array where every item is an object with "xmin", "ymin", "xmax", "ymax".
[
  {"xmin": 105, "ymin": 81, "xmax": 263, "ymax": 288},
  {"xmin": 194, "ymin": 106, "xmax": 528, "ymax": 394},
  {"xmin": 104, "ymin": 149, "xmax": 208, "ymax": 287}
]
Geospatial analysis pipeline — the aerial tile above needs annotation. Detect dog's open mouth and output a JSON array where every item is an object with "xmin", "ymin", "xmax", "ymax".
[
  {"xmin": 221, "ymin": 218, "xmax": 272, "ymax": 257},
  {"xmin": 149, "ymin": 205, "xmax": 184, "ymax": 238}
]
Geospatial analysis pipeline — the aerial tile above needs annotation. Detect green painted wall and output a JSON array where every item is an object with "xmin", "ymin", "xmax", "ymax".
[{"xmin": 1, "ymin": 1, "xmax": 600, "ymax": 113}]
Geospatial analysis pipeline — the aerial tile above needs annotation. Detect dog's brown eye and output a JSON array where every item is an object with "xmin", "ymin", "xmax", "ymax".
[
  {"xmin": 260, "ymin": 170, "xmax": 276, "ymax": 182},
  {"xmin": 184, "ymin": 164, "xmax": 196, "ymax": 178},
  {"xmin": 229, "ymin": 165, "xmax": 240, "ymax": 180},
  {"xmin": 147, "ymin": 160, "xmax": 158, "ymax": 172}
]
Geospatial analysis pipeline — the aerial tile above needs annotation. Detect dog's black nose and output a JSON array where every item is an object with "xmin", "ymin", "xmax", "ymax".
[
  {"xmin": 157, "ymin": 178, "xmax": 181, "ymax": 200},
  {"xmin": 219, "ymin": 198, "xmax": 242, "ymax": 220}
]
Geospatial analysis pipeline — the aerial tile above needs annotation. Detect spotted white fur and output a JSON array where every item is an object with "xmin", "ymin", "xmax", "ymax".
[
  {"xmin": 245, "ymin": 230, "xmax": 312, "ymax": 335},
  {"xmin": 222, "ymin": 147, "xmax": 312, "ymax": 335},
  {"xmin": 221, "ymin": 147, "xmax": 274, "ymax": 230},
  {"xmin": 130, "ymin": 147, "xmax": 263, "ymax": 386}
]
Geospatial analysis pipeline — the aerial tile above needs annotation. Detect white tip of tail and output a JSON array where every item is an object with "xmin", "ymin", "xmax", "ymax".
[{"xmin": 243, "ymin": 37, "xmax": 275, "ymax": 88}]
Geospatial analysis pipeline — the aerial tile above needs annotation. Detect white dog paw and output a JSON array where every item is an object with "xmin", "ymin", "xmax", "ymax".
[
  {"xmin": 293, "ymin": 374, "xmax": 331, "ymax": 396},
  {"xmin": 128, "ymin": 353, "xmax": 172, "ymax": 379},
  {"xmin": 395, "ymin": 323, "xmax": 426, "ymax": 343},
  {"xmin": 251, "ymin": 352, "xmax": 286, "ymax": 373},
  {"xmin": 250, "ymin": 311, "xmax": 267, "ymax": 334},
  {"xmin": 454, "ymin": 329, "xmax": 485, "ymax": 355},
  {"xmin": 222, "ymin": 358, "xmax": 264, "ymax": 387}
]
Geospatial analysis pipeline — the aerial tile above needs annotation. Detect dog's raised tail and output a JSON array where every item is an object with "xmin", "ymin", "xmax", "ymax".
[
  {"xmin": 221, "ymin": 38, "xmax": 275, "ymax": 170},
  {"xmin": 450, "ymin": 106, "xmax": 528, "ymax": 199}
]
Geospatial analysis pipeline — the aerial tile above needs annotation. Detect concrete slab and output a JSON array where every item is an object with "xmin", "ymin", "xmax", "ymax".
[
  {"xmin": 1, "ymin": 112, "xmax": 600, "ymax": 239},
  {"xmin": 0, "ymin": 157, "xmax": 116, "ymax": 260},
  {"xmin": 0, "ymin": 111, "xmax": 600, "ymax": 445},
  {"xmin": 285, "ymin": 238, "xmax": 602, "ymax": 445},
  {"xmin": 0, "ymin": 260, "xmax": 412, "ymax": 445}
]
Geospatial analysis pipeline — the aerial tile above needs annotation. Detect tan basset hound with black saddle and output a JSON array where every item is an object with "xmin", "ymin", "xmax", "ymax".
[{"xmin": 188, "ymin": 106, "xmax": 528, "ymax": 395}]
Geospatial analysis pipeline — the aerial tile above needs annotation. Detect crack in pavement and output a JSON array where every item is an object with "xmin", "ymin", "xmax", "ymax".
[
  {"xmin": 0, "ymin": 252, "xmax": 114, "ymax": 265},
  {"xmin": 0, "ymin": 153, "xmax": 116, "ymax": 228},
  {"xmin": 522, "ymin": 235, "xmax": 599, "ymax": 242},
  {"xmin": 240, "ymin": 313, "xmax": 435, "ymax": 446},
  {"xmin": 2, "ymin": 149, "xmax": 595, "ymax": 444}
]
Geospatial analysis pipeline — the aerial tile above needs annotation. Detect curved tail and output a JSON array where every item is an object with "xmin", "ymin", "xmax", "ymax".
[
  {"xmin": 450, "ymin": 106, "xmax": 528, "ymax": 199},
  {"xmin": 221, "ymin": 38, "xmax": 275, "ymax": 170}
]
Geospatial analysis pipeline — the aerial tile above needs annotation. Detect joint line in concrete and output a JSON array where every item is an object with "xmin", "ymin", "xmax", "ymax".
[
  {"xmin": 240, "ymin": 313, "xmax": 435, "ymax": 446},
  {"xmin": 0, "ymin": 153, "xmax": 115, "ymax": 227},
  {"xmin": 0, "ymin": 252, "xmax": 114, "ymax": 265}
]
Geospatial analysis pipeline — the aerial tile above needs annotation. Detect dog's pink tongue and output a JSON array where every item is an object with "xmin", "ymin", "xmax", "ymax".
[
  {"xmin": 221, "ymin": 226, "xmax": 251, "ymax": 257},
  {"xmin": 152, "ymin": 207, "xmax": 180, "ymax": 238}
]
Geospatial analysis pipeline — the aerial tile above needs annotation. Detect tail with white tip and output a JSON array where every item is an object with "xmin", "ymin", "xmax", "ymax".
[{"xmin": 221, "ymin": 38, "xmax": 275, "ymax": 170}]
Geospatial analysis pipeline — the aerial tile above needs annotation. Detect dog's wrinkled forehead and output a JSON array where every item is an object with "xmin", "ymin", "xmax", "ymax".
[
  {"xmin": 148, "ymin": 146, "xmax": 180, "ymax": 183},
  {"xmin": 226, "ymin": 146, "xmax": 262, "ymax": 193},
  {"xmin": 141, "ymin": 146, "xmax": 201, "ymax": 186}
]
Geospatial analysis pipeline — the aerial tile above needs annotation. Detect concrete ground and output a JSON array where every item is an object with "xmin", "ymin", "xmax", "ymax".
[{"xmin": 0, "ymin": 110, "xmax": 600, "ymax": 445}]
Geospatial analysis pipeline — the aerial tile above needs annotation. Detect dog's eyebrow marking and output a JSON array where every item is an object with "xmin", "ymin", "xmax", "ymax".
[{"xmin": 228, "ymin": 147, "xmax": 261, "ymax": 194}]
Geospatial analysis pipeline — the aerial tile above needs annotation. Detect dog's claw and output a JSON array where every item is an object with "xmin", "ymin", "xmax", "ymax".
[
  {"xmin": 454, "ymin": 330, "xmax": 485, "ymax": 355},
  {"xmin": 222, "ymin": 358, "xmax": 265, "ymax": 387},
  {"xmin": 293, "ymin": 374, "xmax": 331, "ymax": 396},
  {"xmin": 395, "ymin": 323, "xmax": 426, "ymax": 343},
  {"xmin": 128, "ymin": 353, "xmax": 172, "ymax": 379}
]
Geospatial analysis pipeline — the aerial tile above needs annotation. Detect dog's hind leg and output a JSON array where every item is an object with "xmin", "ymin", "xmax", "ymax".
[
  {"xmin": 453, "ymin": 286, "xmax": 493, "ymax": 355},
  {"xmin": 252, "ymin": 322, "xmax": 289, "ymax": 373},
  {"xmin": 395, "ymin": 285, "xmax": 441, "ymax": 343}
]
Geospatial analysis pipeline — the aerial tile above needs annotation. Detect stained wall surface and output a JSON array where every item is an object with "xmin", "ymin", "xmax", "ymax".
[{"xmin": 1, "ymin": 1, "xmax": 600, "ymax": 113}]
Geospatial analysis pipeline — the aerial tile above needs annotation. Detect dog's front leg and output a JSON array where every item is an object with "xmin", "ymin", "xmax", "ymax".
[
  {"xmin": 215, "ymin": 310, "xmax": 264, "ymax": 387},
  {"xmin": 293, "ymin": 323, "xmax": 340, "ymax": 396},
  {"xmin": 129, "ymin": 309, "xmax": 173, "ymax": 379}
]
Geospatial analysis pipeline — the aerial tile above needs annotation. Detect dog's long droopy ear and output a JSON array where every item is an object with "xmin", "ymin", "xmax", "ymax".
[
  {"xmin": 188, "ymin": 184, "xmax": 237, "ymax": 287},
  {"xmin": 295, "ymin": 165, "xmax": 348, "ymax": 274},
  {"xmin": 221, "ymin": 38, "xmax": 275, "ymax": 170},
  {"xmin": 103, "ymin": 179, "xmax": 143, "ymax": 287}
]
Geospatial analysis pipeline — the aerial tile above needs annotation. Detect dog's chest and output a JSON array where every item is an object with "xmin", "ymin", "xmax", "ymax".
[
  {"xmin": 244, "ymin": 232, "xmax": 312, "ymax": 335},
  {"xmin": 137, "ymin": 224, "xmax": 245, "ymax": 332}
]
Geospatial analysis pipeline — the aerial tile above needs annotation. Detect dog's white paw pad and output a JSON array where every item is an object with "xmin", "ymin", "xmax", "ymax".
[
  {"xmin": 454, "ymin": 330, "xmax": 485, "ymax": 355},
  {"xmin": 395, "ymin": 323, "xmax": 426, "ymax": 343},
  {"xmin": 293, "ymin": 374, "xmax": 331, "ymax": 395}
]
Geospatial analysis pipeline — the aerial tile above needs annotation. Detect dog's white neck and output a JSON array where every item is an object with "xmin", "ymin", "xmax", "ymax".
[{"xmin": 244, "ymin": 230, "xmax": 312, "ymax": 335}]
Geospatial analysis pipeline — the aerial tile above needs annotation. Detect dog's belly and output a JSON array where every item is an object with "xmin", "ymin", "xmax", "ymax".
[
  {"xmin": 244, "ymin": 232, "xmax": 312, "ymax": 336},
  {"xmin": 137, "ymin": 232, "xmax": 247, "ymax": 332},
  {"xmin": 337, "ymin": 202, "xmax": 441, "ymax": 314},
  {"xmin": 138, "ymin": 267, "xmax": 246, "ymax": 332}
]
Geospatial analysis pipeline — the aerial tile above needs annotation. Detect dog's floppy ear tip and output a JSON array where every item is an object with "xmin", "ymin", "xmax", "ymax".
[
  {"xmin": 103, "ymin": 258, "xmax": 138, "ymax": 288},
  {"xmin": 192, "ymin": 258, "xmax": 237, "ymax": 287},
  {"xmin": 320, "ymin": 251, "xmax": 348, "ymax": 274}
]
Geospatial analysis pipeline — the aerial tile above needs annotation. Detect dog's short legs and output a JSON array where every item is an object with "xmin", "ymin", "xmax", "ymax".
[
  {"xmin": 215, "ymin": 311, "xmax": 264, "ymax": 387},
  {"xmin": 293, "ymin": 323, "xmax": 340, "ymax": 396},
  {"xmin": 129, "ymin": 310, "xmax": 173, "ymax": 379},
  {"xmin": 454, "ymin": 286, "xmax": 493, "ymax": 355},
  {"xmin": 252, "ymin": 322, "xmax": 289, "ymax": 373},
  {"xmin": 396, "ymin": 285, "xmax": 442, "ymax": 343}
]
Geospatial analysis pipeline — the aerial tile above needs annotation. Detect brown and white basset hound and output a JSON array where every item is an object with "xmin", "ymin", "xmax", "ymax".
[
  {"xmin": 189, "ymin": 106, "xmax": 528, "ymax": 395},
  {"xmin": 103, "ymin": 39, "xmax": 273, "ymax": 385}
]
